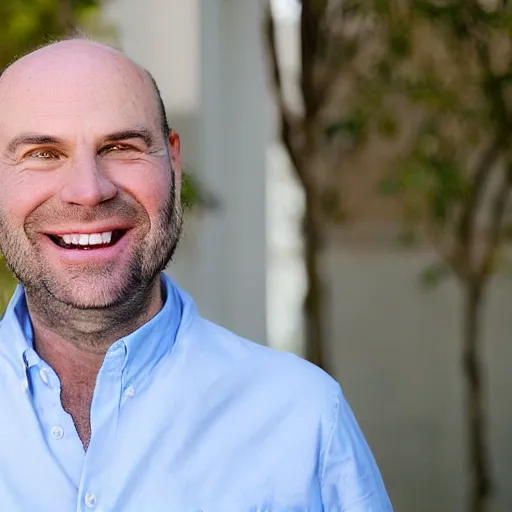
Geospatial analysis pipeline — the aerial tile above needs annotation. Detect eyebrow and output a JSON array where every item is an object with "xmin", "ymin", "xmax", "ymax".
[
  {"xmin": 5, "ymin": 134, "xmax": 64, "ymax": 157},
  {"xmin": 4, "ymin": 127, "xmax": 156, "ymax": 157},
  {"xmin": 101, "ymin": 128, "xmax": 155, "ymax": 148}
]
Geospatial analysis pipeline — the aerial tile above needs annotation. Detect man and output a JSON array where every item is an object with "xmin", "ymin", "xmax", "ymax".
[{"xmin": 0, "ymin": 39, "xmax": 393, "ymax": 511}]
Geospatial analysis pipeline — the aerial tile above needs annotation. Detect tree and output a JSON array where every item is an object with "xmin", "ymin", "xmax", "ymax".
[
  {"xmin": 264, "ymin": 0, "xmax": 369, "ymax": 372},
  {"xmin": 0, "ymin": 0, "xmax": 105, "ymax": 312},
  {"xmin": 265, "ymin": 1, "xmax": 512, "ymax": 511},
  {"xmin": 366, "ymin": 4, "xmax": 512, "ymax": 512}
]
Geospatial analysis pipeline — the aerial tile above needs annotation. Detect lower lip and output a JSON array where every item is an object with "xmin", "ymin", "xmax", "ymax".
[{"xmin": 40, "ymin": 232, "xmax": 131, "ymax": 264}]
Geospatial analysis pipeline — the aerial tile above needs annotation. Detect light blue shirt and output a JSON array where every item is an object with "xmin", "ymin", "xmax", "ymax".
[{"xmin": 0, "ymin": 273, "xmax": 393, "ymax": 511}]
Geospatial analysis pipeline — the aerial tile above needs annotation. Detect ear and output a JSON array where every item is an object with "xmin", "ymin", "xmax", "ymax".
[{"xmin": 168, "ymin": 129, "xmax": 182, "ymax": 193}]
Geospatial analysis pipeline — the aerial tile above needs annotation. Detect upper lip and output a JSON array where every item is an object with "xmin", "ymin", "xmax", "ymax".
[{"xmin": 42, "ymin": 224, "xmax": 133, "ymax": 236}]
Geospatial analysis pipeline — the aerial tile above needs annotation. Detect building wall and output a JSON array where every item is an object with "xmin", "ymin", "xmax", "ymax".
[{"xmin": 325, "ymin": 240, "xmax": 512, "ymax": 512}]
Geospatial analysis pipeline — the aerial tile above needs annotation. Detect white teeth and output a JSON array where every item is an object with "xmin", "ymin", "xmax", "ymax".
[
  {"xmin": 58, "ymin": 231, "xmax": 114, "ymax": 246},
  {"xmin": 78, "ymin": 234, "xmax": 89, "ymax": 246},
  {"xmin": 88, "ymin": 234, "xmax": 102, "ymax": 245}
]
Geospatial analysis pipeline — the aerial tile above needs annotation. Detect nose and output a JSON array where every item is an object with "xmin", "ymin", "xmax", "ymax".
[{"xmin": 59, "ymin": 154, "xmax": 118, "ymax": 207}]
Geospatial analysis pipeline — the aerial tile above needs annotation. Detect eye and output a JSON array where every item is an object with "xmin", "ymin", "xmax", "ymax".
[
  {"xmin": 26, "ymin": 149, "xmax": 59, "ymax": 159},
  {"xmin": 101, "ymin": 144, "xmax": 136, "ymax": 154},
  {"xmin": 99, "ymin": 143, "xmax": 144, "ymax": 161}
]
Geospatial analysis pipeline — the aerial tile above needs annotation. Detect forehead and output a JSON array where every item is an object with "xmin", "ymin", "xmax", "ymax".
[{"xmin": 0, "ymin": 45, "xmax": 160, "ymax": 138}]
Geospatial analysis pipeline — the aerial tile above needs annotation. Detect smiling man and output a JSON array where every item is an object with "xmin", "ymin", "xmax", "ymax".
[{"xmin": 0, "ymin": 39, "xmax": 393, "ymax": 511}]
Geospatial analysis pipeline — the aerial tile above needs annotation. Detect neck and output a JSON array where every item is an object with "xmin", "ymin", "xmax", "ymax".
[
  {"xmin": 23, "ymin": 277, "xmax": 164, "ymax": 449},
  {"xmin": 25, "ymin": 276, "xmax": 164, "ymax": 367}
]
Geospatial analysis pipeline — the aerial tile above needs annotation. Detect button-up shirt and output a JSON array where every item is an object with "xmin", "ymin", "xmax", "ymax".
[{"xmin": 0, "ymin": 273, "xmax": 393, "ymax": 511}]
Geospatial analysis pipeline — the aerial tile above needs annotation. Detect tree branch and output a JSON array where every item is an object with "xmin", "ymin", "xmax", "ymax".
[
  {"xmin": 263, "ymin": 1, "xmax": 307, "ymax": 186},
  {"xmin": 456, "ymin": 1, "xmax": 509, "ymax": 270},
  {"xmin": 456, "ymin": 137, "xmax": 503, "ymax": 267},
  {"xmin": 301, "ymin": 0, "xmax": 329, "ymax": 121},
  {"xmin": 477, "ymin": 163, "xmax": 512, "ymax": 281},
  {"xmin": 425, "ymin": 223, "xmax": 465, "ymax": 281}
]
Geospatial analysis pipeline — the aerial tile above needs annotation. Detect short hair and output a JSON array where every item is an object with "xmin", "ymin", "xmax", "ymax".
[
  {"xmin": 145, "ymin": 70, "xmax": 171, "ymax": 138},
  {"xmin": 0, "ymin": 37, "xmax": 171, "ymax": 139}
]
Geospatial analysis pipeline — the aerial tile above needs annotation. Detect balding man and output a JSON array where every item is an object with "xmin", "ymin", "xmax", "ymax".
[{"xmin": 0, "ymin": 39, "xmax": 393, "ymax": 511}]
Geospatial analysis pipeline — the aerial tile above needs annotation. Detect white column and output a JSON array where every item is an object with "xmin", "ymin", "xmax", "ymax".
[
  {"xmin": 198, "ymin": 0, "xmax": 268, "ymax": 343},
  {"xmin": 103, "ymin": 0, "xmax": 199, "ymax": 114}
]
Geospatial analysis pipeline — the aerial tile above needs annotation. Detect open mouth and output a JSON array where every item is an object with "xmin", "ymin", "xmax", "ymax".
[{"xmin": 47, "ymin": 230, "xmax": 127, "ymax": 250}]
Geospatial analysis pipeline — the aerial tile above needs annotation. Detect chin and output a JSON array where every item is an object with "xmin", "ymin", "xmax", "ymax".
[
  {"xmin": 61, "ymin": 291, "xmax": 122, "ymax": 309},
  {"xmin": 45, "ymin": 279, "xmax": 129, "ymax": 310}
]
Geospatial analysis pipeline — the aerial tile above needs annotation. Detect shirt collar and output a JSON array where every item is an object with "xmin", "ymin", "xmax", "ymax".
[
  {"xmin": 118, "ymin": 273, "xmax": 183, "ymax": 388},
  {"xmin": 0, "ymin": 284, "xmax": 36, "ymax": 379},
  {"xmin": 1, "ymin": 273, "xmax": 183, "ymax": 388}
]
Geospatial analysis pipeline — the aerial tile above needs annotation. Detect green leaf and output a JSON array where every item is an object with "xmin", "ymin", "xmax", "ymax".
[
  {"xmin": 0, "ymin": 256, "xmax": 17, "ymax": 315},
  {"xmin": 403, "ymin": 77, "xmax": 458, "ymax": 112},
  {"xmin": 325, "ymin": 113, "xmax": 367, "ymax": 145},
  {"xmin": 376, "ymin": 113, "xmax": 399, "ymax": 139},
  {"xmin": 411, "ymin": 0, "xmax": 462, "ymax": 25},
  {"xmin": 378, "ymin": 174, "xmax": 403, "ymax": 196},
  {"xmin": 181, "ymin": 172, "xmax": 199, "ymax": 211},
  {"xmin": 389, "ymin": 30, "xmax": 411, "ymax": 58},
  {"xmin": 181, "ymin": 171, "xmax": 219, "ymax": 211},
  {"xmin": 419, "ymin": 262, "xmax": 449, "ymax": 290},
  {"xmin": 0, "ymin": 0, "xmax": 104, "ymax": 70}
]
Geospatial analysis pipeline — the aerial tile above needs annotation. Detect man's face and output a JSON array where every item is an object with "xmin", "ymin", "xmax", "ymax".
[{"xmin": 0, "ymin": 43, "xmax": 182, "ymax": 308}]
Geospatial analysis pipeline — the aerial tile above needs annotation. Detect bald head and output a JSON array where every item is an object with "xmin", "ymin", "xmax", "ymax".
[{"xmin": 0, "ymin": 39, "xmax": 170, "ymax": 137}]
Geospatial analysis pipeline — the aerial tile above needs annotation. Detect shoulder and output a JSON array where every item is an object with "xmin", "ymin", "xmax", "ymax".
[
  {"xmin": 180, "ymin": 312, "xmax": 342, "ymax": 416},
  {"xmin": 171, "ymin": 284, "xmax": 342, "ymax": 426}
]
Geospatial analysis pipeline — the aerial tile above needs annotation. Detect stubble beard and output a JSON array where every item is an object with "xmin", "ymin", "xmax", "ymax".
[{"xmin": 0, "ymin": 180, "xmax": 183, "ymax": 346}]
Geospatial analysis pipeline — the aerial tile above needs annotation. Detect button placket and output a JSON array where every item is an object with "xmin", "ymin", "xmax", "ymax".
[
  {"xmin": 26, "ymin": 363, "xmax": 85, "ymax": 487},
  {"xmin": 79, "ymin": 344, "xmax": 126, "ymax": 512},
  {"xmin": 20, "ymin": 355, "xmax": 29, "ymax": 393}
]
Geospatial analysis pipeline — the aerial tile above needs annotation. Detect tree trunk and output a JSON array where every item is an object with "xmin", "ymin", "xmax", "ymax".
[
  {"xmin": 303, "ymin": 193, "xmax": 327, "ymax": 371},
  {"xmin": 462, "ymin": 281, "xmax": 492, "ymax": 512}
]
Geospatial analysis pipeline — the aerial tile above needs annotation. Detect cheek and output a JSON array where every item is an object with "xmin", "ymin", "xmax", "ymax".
[
  {"xmin": 0, "ymin": 171, "xmax": 55, "ymax": 228},
  {"xmin": 112, "ymin": 163, "xmax": 173, "ymax": 218}
]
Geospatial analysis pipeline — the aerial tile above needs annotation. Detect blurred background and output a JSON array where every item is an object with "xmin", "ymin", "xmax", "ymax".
[{"xmin": 2, "ymin": 1, "xmax": 512, "ymax": 511}]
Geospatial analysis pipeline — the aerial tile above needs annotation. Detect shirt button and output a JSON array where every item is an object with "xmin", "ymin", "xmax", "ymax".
[
  {"xmin": 125, "ymin": 386, "xmax": 135, "ymax": 397},
  {"xmin": 84, "ymin": 492, "xmax": 97, "ymax": 509},
  {"xmin": 51, "ymin": 426, "xmax": 64, "ymax": 440},
  {"xmin": 39, "ymin": 368, "xmax": 49, "ymax": 385}
]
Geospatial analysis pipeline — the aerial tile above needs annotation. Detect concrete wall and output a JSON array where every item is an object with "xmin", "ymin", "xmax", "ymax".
[
  {"xmin": 196, "ymin": 0, "xmax": 269, "ymax": 344},
  {"xmin": 325, "ymin": 240, "xmax": 512, "ymax": 512}
]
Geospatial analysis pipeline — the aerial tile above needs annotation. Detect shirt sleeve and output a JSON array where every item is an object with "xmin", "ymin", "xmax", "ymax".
[{"xmin": 320, "ymin": 385, "xmax": 394, "ymax": 511}]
